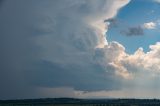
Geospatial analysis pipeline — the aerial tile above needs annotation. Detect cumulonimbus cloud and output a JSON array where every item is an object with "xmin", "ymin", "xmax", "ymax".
[
  {"xmin": 0, "ymin": 0, "xmax": 130, "ymax": 99},
  {"xmin": 1, "ymin": 0, "xmax": 160, "ymax": 99}
]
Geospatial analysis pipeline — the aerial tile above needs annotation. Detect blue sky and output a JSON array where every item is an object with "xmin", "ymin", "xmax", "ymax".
[{"xmin": 107, "ymin": 0, "xmax": 160, "ymax": 53}]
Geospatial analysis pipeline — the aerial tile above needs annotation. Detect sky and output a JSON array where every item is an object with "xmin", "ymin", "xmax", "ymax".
[
  {"xmin": 107, "ymin": 0, "xmax": 160, "ymax": 53},
  {"xmin": 1, "ymin": 0, "xmax": 160, "ymax": 99}
]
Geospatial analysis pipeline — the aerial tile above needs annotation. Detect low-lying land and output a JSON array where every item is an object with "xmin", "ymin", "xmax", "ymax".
[{"xmin": 1, "ymin": 98, "xmax": 160, "ymax": 106}]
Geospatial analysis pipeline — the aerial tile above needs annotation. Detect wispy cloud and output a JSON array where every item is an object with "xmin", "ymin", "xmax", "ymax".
[
  {"xmin": 120, "ymin": 26, "xmax": 144, "ymax": 36},
  {"xmin": 153, "ymin": 0, "xmax": 160, "ymax": 3}
]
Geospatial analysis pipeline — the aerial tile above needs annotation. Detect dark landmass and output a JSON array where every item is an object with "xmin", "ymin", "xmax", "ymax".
[{"xmin": 1, "ymin": 98, "xmax": 160, "ymax": 106}]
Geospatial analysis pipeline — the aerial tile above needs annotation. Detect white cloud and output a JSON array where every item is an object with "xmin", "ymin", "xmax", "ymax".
[
  {"xmin": 80, "ymin": 41, "xmax": 160, "ymax": 98},
  {"xmin": 143, "ymin": 22, "xmax": 156, "ymax": 29},
  {"xmin": 121, "ymin": 42, "xmax": 160, "ymax": 74},
  {"xmin": 94, "ymin": 41, "xmax": 133, "ymax": 79},
  {"xmin": 94, "ymin": 39, "xmax": 160, "ymax": 80}
]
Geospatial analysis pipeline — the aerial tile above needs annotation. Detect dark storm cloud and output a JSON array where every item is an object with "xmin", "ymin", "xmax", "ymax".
[
  {"xmin": 0, "ymin": 0, "xmax": 125, "ymax": 99},
  {"xmin": 0, "ymin": 0, "xmax": 43, "ymax": 99},
  {"xmin": 120, "ymin": 26, "xmax": 144, "ymax": 36},
  {"xmin": 26, "ymin": 61, "xmax": 121, "ymax": 91},
  {"xmin": 0, "ymin": 0, "xmax": 4, "ymax": 5}
]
